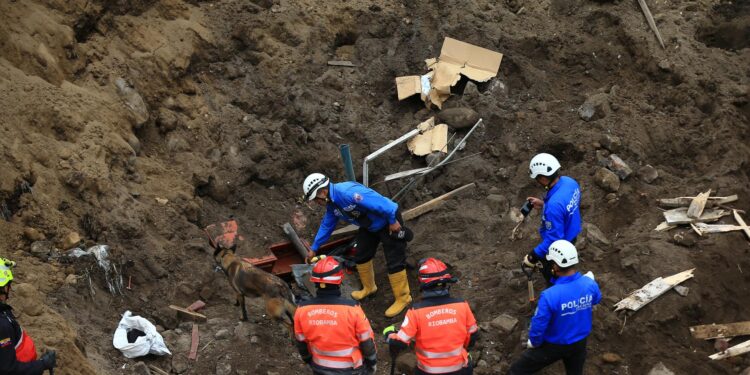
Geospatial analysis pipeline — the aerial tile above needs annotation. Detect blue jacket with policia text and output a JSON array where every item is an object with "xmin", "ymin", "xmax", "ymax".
[
  {"xmin": 311, "ymin": 182, "xmax": 399, "ymax": 252},
  {"xmin": 533, "ymin": 176, "xmax": 582, "ymax": 258},
  {"xmin": 528, "ymin": 272, "xmax": 601, "ymax": 347}
]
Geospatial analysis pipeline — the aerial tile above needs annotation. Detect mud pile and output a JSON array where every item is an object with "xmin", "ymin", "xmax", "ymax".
[{"xmin": 0, "ymin": 0, "xmax": 748, "ymax": 374}]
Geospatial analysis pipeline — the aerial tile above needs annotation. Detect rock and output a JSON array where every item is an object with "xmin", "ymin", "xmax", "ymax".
[
  {"xmin": 216, "ymin": 357, "xmax": 232, "ymax": 375},
  {"xmin": 12, "ymin": 283, "xmax": 44, "ymax": 316},
  {"xmin": 583, "ymin": 223, "xmax": 610, "ymax": 246},
  {"xmin": 672, "ymin": 285, "xmax": 689, "ymax": 297},
  {"xmin": 250, "ymin": 335, "xmax": 260, "ymax": 344},
  {"xmin": 437, "ymin": 107, "xmax": 481, "ymax": 129},
  {"xmin": 64, "ymin": 274, "xmax": 78, "ymax": 285},
  {"xmin": 490, "ymin": 314, "xmax": 518, "ymax": 333},
  {"xmin": 673, "ymin": 232, "xmax": 696, "ymax": 247},
  {"xmin": 133, "ymin": 362, "xmax": 152, "ymax": 375},
  {"xmin": 157, "ymin": 108, "xmax": 179, "ymax": 133},
  {"xmin": 601, "ymin": 352, "xmax": 622, "ymax": 364},
  {"xmin": 647, "ymin": 362, "xmax": 675, "ymax": 375},
  {"xmin": 172, "ymin": 355, "xmax": 189, "ymax": 374},
  {"xmin": 115, "ymin": 78, "xmax": 149, "ymax": 127},
  {"xmin": 126, "ymin": 133, "xmax": 141, "ymax": 155},
  {"xmin": 639, "ymin": 165, "xmax": 659, "ymax": 184},
  {"xmin": 607, "ymin": 154, "xmax": 633, "ymax": 180},
  {"xmin": 477, "ymin": 359, "xmax": 488, "ymax": 368},
  {"xmin": 594, "ymin": 168, "xmax": 620, "ymax": 192},
  {"xmin": 23, "ymin": 227, "xmax": 45, "ymax": 241},
  {"xmin": 463, "ymin": 81, "xmax": 482, "ymax": 101},
  {"xmin": 30, "ymin": 241, "xmax": 54, "ymax": 257},
  {"xmin": 215, "ymin": 329, "xmax": 231, "ymax": 340},
  {"xmin": 61, "ymin": 232, "xmax": 81, "ymax": 250},
  {"xmin": 578, "ymin": 93, "xmax": 610, "ymax": 121},
  {"xmin": 599, "ymin": 134, "xmax": 622, "ymax": 153}
]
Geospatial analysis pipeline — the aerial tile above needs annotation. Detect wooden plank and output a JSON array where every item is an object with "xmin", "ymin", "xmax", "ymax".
[
  {"xmin": 148, "ymin": 365, "xmax": 170, "ymax": 375},
  {"xmin": 186, "ymin": 300, "xmax": 206, "ymax": 312},
  {"xmin": 188, "ymin": 323, "xmax": 199, "ymax": 360},
  {"xmin": 690, "ymin": 321, "xmax": 750, "ymax": 340},
  {"xmin": 690, "ymin": 222, "xmax": 703, "ymax": 237},
  {"xmin": 694, "ymin": 223, "xmax": 750, "ymax": 234},
  {"xmin": 327, "ymin": 60, "xmax": 356, "ymax": 67},
  {"xmin": 657, "ymin": 195, "xmax": 738, "ymax": 208},
  {"xmin": 636, "ymin": 0, "xmax": 665, "ymax": 49},
  {"xmin": 332, "ymin": 183, "xmax": 476, "ymax": 237},
  {"xmin": 169, "ymin": 305, "xmax": 207, "ymax": 322},
  {"xmin": 654, "ymin": 221, "xmax": 677, "ymax": 232},
  {"xmin": 614, "ymin": 269, "xmax": 695, "ymax": 312},
  {"xmin": 709, "ymin": 339, "xmax": 750, "ymax": 360},
  {"xmin": 687, "ymin": 189, "xmax": 711, "ymax": 219},
  {"xmin": 733, "ymin": 210, "xmax": 750, "ymax": 241},
  {"xmin": 663, "ymin": 207, "xmax": 728, "ymax": 225}
]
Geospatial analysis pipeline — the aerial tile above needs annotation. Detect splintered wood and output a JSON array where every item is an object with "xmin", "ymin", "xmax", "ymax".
[
  {"xmin": 655, "ymin": 192, "xmax": 742, "ymax": 236},
  {"xmin": 614, "ymin": 269, "xmax": 694, "ymax": 312},
  {"xmin": 690, "ymin": 321, "xmax": 750, "ymax": 340},
  {"xmin": 687, "ymin": 190, "xmax": 711, "ymax": 219},
  {"xmin": 710, "ymin": 339, "xmax": 750, "ymax": 360}
]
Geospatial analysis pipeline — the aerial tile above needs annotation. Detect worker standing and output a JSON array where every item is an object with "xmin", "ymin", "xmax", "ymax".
[
  {"xmin": 523, "ymin": 153, "xmax": 582, "ymax": 285},
  {"xmin": 303, "ymin": 173, "xmax": 413, "ymax": 317},
  {"xmin": 294, "ymin": 256, "xmax": 377, "ymax": 375},
  {"xmin": 384, "ymin": 258, "xmax": 478, "ymax": 375},
  {"xmin": 0, "ymin": 258, "xmax": 57, "ymax": 375},
  {"xmin": 509, "ymin": 240, "xmax": 601, "ymax": 375}
]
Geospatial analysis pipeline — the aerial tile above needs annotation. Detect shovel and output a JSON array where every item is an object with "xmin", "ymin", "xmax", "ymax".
[{"xmin": 521, "ymin": 263, "xmax": 536, "ymax": 303}]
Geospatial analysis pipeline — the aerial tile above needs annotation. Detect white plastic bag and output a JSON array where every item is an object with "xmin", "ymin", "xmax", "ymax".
[{"xmin": 113, "ymin": 311, "xmax": 171, "ymax": 358}]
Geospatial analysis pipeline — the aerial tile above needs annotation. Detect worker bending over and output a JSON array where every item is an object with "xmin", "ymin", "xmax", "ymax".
[
  {"xmin": 303, "ymin": 173, "xmax": 413, "ymax": 317},
  {"xmin": 523, "ymin": 153, "xmax": 582, "ymax": 285},
  {"xmin": 294, "ymin": 256, "xmax": 377, "ymax": 375},
  {"xmin": 509, "ymin": 240, "xmax": 601, "ymax": 375},
  {"xmin": 385, "ymin": 258, "xmax": 478, "ymax": 375}
]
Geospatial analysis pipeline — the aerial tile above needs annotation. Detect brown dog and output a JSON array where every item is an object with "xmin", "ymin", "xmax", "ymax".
[{"xmin": 213, "ymin": 246, "xmax": 296, "ymax": 335}]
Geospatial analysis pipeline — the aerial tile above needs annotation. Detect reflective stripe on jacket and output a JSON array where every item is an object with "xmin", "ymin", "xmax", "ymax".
[
  {"xmin": 294, "ymin": 294, "xmax": 375, "ymax": 371},
  {"xmin": 393, "ymin": 297, "xmax": 477, "ymax": 374}
]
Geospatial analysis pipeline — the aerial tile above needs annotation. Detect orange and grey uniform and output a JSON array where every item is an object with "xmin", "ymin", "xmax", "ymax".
[
  {"xmin": 389, "ymin": 296, "xmax": 478, "ymax": 374},
  {"xmin": 294, "ymin": 291, "xmax": 377, "ymax": 374},
  {"xmin": 0, "ymin": 302, "xmax": 46, "ymax": 375}
]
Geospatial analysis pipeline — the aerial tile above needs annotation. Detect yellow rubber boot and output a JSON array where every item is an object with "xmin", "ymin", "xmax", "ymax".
[
  {"xmin": 351, "ymin": 260, "xmax": 378, "ymax": 300},
  {"xmin": 385, "ymin": 270, "xmax": 412, "ymax": 318}
]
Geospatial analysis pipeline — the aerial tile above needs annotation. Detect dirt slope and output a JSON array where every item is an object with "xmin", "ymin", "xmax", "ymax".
[{"xmin": 0, "ymin": 0, "xmax": 748, "ymax": 374}]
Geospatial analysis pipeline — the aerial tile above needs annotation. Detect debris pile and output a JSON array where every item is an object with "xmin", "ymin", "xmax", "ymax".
[{"xmin": 654, "ymin": 191, "xmax": 748, "ymax": 239}]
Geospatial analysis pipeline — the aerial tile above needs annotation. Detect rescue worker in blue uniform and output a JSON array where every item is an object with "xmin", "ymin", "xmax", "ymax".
[
  {"xmin": 509, "ymin": 240, "xmax": 601, "ymax": 375},
  {"xmin": 0, "ymin": 258, "xmax": 57, "ymax": 375},
  {"xmin": 523, "ymin": 153, "xmax": 582, "ymax": 285},
  {"xmin": 303, "ymin": 173, "xmax": 413, "ymax": 318}
]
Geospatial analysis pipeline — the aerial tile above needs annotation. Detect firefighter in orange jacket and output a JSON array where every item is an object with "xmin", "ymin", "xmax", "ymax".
[
  {"xmin": 0, "ymin": 258, "xmax": 57, "ymax": 375},
  {"xmin": 294, "ymin": 256, "xmax": 377, "ymax": 375},
  {"xmin": 384, "ymin": 258, "xmax": 479, "ymax": 375}
]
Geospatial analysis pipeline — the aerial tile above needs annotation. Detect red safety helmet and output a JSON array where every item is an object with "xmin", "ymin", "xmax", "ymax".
[
  {"xmin": 418, "ymin": 258, "xmax": 457, "ymax": 289},
  {"xmin": 310, "ymin": 256, "xmax": 344, "ymax": 286}
]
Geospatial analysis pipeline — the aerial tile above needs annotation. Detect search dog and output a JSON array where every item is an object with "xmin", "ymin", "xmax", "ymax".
[{"xmin": 213, "ymin": 245, "xmax": 296, "ymax": 335}]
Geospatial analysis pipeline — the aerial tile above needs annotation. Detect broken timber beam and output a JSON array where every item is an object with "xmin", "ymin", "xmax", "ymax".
[
  {"xmin": 169, "ymin": 305, "xmax": 207, "ymax": 322},
  {"xmin": 654, "ymin": 221, "xmax": 677, "ymax": 232},
  {"xmin": 331, "ymin": 183, "xmax": 476, "ymax": 237},
  {"xmin": 636, "ymin": 0, "xmax": 665, "ymax": 49},
  {"xmin": 733, "ymin": 210, "xmax": 750, "ymax": 241},
  {"xmin": 327, "ymin": 60, "xmax": 356, "ymax": 67},
  {"xmin": 694, "ymin": 223, "xmax": 750, "ymax": 234},
  {"xmin": 687, "ymin": 189, "xmax": 711, "ymax": 219},
  {"xmin": 663, "ymin": 207, "xmax": 728, "ymax": 225},
  {"xmin": 710, "ymin": 339, "xmax": 750, "ymax": 360},
  {"xmin": 657, "ymin": 195, "xmax": 738, "ymax": 208},
  {"xmin": 189, "ymin": 323, "xmax": 199, "ymax": 360},
  {"xmin": 614, "ymin": 269, "xmax": 694, "ymax": 312},
  {"xmin": 690, "ymin": 321, "xmax": 750, "ymax": 340}
]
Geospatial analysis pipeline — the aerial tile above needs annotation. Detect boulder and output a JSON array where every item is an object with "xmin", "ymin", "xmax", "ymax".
[
  {"xmin": 23, "ymin": 227, "xmax": 45, "ymax": 241},
  {"xmin": 607, "ymin": 154, "xmax": 633, "ymax": 180},
  {"xmin": 30, "ymin": 241, "xmax": 54, "ymax": 257},
  {"xmin": 115, "ymin": 78, "xmax": 149, "ymax": 127},
  {"xmin": 599, "ymin": 134, "xmax": 621, "ymax": 153},
  {"xmin": 601, "ymin": 352, "xmax": 622, "ymax": 364},
  {"xmin": 594, "ymin": 168, "xmax": 620, "ymax": 192},
  {"xmin": 639, "ymin": 165, "xmax": 659, "ymax": 184},
  {"xmin": 578, "ymin": 93, "xmax": 610, "ymax": 122},
  {"xmin": 437, "ymin": 107, "xmax": 480, "ymax": 129},
  {"xmin": 215, "ymin": 329, "xmax": 231, "ymax": 340},
  {"xmin": 490, "ymin": 314, "xmax": 519, "ymax": 333},
  {"xmin": 61, "ymin": 232, "xmax": 81, "ymax": 250}
]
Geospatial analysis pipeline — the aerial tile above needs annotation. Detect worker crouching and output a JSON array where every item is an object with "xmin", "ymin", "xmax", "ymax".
[
  {"xmin": 385, "ymin": 258, "xmax": 478, "ymax": 375},
  {"xmin": 294, "ymin": 256, "xmax": 377, "ymax": 375}
]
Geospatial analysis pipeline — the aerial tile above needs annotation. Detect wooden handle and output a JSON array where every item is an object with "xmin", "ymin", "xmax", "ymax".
[{"xmin": 527, "ymin": 280, "xmax": 535, "ymax": 302}]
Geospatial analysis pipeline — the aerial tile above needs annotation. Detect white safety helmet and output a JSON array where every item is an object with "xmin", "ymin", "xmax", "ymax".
[
  {"xmin": 529, "ymin": 153, "xmax": 561, "ymax": 179},
  {"xmin": 303, "ymin": 173, "xmax": 330, "ymax": 201},
  {"xmin": 546, "ymin": 240, "xmax": 579, "ymax": 267}
]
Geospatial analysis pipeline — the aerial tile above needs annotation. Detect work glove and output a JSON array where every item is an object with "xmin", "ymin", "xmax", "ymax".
[
  {"xmin": 382, "ymin": 325, "xmax": 397, "ymax": 342},
  {"xmin": 40, "ymin": 350, "xmax": 56, "ymax": 370}
]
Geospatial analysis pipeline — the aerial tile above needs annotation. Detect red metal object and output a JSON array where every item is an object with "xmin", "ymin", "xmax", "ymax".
[
  {"xmin": 243, "ymin": 236, "xmax": 354, "ymax": 278},
  {"xmin": 188, "ymin": 323, "xmax": 199, "ymax": 360},
  {"xmin": 204, "ymin": 219, "xmax": 243, "ymax": 249},
  {"xmin": 186, "ymin": 300, "xmax": 206, "ymax": 312}
]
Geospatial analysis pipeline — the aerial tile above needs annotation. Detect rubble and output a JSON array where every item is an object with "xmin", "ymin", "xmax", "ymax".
[
  {"xmin": 639, "ymin": 164, "xmax": 659, "ymax": 183},
  {"xmin": 607, "ymin": 154, "xmax": 633, "ymax": 180},
  {"xmin": 594, "ymin": 168, "xmax": 620, "ymax": 192},
  {"xmin": 490, "ymin": 314, "xmax": 519, "ymax": 333},
  {"xmin": 437, "ymin": 107, "xmax": 481, "ymax": 129}
]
